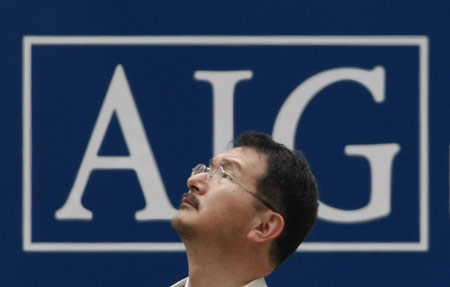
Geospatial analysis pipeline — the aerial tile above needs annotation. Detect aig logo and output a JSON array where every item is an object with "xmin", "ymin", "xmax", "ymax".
[{"xmin": 23, "ymin": 36, "xmax": 428, "ymax": 252}]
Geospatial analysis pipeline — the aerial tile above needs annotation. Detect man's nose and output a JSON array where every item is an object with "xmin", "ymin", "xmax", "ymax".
[{"xmin": 187, "ymin": 172, "xmax": 208, "ymax": 195}]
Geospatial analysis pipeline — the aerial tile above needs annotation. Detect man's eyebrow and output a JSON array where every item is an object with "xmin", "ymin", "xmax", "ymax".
[{"xmin": 209, "ymin": 157, "xmax": 241, "ymax": 171}]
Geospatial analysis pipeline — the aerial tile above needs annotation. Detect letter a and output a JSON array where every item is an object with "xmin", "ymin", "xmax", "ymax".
[{"xmin": 55, "ymin": 65, "xmax": 177, "ymax": 221}]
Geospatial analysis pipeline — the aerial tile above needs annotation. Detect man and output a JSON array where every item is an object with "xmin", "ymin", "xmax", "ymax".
[{"xmin": 171, "ymin": 131, "xmax": 318, "ymax": 287}]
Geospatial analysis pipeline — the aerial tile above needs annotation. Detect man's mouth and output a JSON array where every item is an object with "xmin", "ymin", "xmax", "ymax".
[{"xmin": 180, "ymin": 192, "xmax": 199, "ymax": 209}]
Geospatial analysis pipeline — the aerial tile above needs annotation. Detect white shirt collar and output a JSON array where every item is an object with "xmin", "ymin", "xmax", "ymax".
[
  {"xmin": 184, "ymin": 277, "xmax": 267, "ymax": 287},
  {"xmin": 243, "ymin": 277, "xmax": 267, "ymax": 287}
]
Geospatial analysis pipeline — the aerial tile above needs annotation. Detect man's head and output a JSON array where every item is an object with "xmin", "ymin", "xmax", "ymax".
[{"xmin": 172, "ymin": 131, "xmax": 318, "ymax": 268}]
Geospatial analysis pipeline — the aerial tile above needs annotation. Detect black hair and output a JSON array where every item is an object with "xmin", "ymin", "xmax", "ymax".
[{"xmin": 235, "ymin": 131, "xmax": 318, "ymax": 266}]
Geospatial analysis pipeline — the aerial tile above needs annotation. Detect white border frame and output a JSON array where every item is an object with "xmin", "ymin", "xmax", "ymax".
[{"xmin": 23, "ymin": 36, "xmax": 429, "ymax": 252}]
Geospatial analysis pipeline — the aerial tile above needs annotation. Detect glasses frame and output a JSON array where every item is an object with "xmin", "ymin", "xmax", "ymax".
[{"xmin": 191, "ymin": 163, "xmax": 277, "ymax": 212}]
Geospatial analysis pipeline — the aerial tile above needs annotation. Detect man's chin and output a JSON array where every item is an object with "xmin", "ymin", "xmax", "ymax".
[{"xmin": 171, "ymin": 214, "xmax": 196, "ymax": 238}]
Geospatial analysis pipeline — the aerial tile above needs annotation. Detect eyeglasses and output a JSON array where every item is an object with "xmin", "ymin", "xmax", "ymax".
[{"xmin": 191, "ymin": 163, "xmax": 276, "ymax": 212}]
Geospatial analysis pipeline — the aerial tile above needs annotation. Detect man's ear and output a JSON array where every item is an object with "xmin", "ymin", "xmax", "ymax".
[{"xmin": 247, "ymin": 212, "xmax": 285, "ymax": 244}]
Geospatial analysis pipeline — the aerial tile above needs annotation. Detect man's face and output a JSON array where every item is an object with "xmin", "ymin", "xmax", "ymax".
[{"xmin": 172, "ymin": 146, "xmax": 268, "ymax": 243}]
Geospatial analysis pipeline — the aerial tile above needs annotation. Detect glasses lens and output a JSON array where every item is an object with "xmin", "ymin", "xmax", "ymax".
[{"xmin": 192, "ymin": 164, "xmax": 206, "ymax": 176}]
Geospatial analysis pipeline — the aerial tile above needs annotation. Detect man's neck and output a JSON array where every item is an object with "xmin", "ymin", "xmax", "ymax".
[{"xmin": 184, "ymin": 239, "xmax": 268, "ymax": 287}]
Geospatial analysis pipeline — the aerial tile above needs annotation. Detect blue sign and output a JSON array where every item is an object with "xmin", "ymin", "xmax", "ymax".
[{"xmin": 23, "ymin": 36, "xmax": 428, "ymax": 253}]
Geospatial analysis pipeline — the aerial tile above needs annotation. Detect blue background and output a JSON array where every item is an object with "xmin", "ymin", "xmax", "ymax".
[{"xmin": 1, "ymin": 1, "xmax": 450, "ymax": 286}]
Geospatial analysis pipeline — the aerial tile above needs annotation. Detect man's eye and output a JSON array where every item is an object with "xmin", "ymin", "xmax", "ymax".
[{"xmin": 222, "ymin": 172, "xmax": 233, "ymax": 180}]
